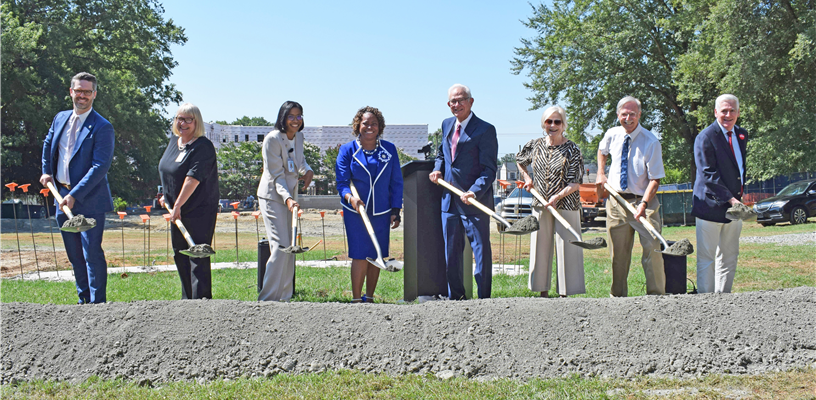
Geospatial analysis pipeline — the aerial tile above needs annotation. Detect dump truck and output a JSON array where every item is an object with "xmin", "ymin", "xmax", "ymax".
[{"xmin": 579, "ymin": 183, "xmax": 605, "ymax": 223}]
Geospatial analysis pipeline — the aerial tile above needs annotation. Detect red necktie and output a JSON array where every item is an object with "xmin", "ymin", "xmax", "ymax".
[{"xmin": 451, "ymin": 124, "xmax": 461, "ymax": 158}]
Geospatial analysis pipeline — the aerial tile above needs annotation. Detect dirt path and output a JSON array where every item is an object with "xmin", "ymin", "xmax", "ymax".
[{"xmin": 2, "ymin": 287, "xmax": 814, "ymax": 384}]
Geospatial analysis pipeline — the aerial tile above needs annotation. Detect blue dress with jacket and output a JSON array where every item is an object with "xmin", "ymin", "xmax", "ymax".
[{"xmin": 336, "ymin": 139, "xmax": 403, "ymax": 260}]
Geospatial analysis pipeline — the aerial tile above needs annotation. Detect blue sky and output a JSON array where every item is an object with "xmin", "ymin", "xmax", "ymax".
[{"xmin": 161, "ymin": 1, "xmax": 553, "ymax": 158}]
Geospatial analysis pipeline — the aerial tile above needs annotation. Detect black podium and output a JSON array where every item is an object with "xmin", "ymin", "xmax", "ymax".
[{"xmin": 402, "ymin": 161, "xmax": 448, "ymax": 301}]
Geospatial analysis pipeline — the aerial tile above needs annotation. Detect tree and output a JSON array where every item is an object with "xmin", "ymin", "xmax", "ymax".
[
  {"xmin": 497, "ymin": 153, "xmax": 516, "ymax": 167},
  {"xmin": 214, "ymin": 116, "xmax": 272, "ymax": 126},
  {"xmin": 674, "ymin": 0, "xmax": 816, "ymax": 181},
  {"xmin": 513, "ymin": 0, "xmax": 703, "ymax": 183},
  {"xmin": 217, "ymin": 141, "xmax": 262, "ymax": 200},
  {"xmin": 397, "ymin": 147, "xmax": 417, "ymax": 165},
  {"xmin": 513, "ymin": 0, "xmax": 816, "ymax": 184},
  {"xmin": 1, "ymin": 0, "xmax": 186, "ymax": 203}
]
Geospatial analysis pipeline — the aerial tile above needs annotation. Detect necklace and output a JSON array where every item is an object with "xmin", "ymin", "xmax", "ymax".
[
  {"xmin": 358, "ymin": 138, "xmax": 379, "ymax": 155},
  {"xmin": 178, "ymin": 136, "xmax": 195, "ymax": 151}
]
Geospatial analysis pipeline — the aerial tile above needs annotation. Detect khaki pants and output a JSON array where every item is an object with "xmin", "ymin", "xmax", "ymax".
[
  {"xmin": 695, "ymin": 217, "xmax": 742, "ymax": 293},
  {"xmin": 606, "ymin": 196, "xmax": 665, "ymax": 296},
  {"xmin": 528, "ymin": 206, "xmax": 585, "ymax": 295}
]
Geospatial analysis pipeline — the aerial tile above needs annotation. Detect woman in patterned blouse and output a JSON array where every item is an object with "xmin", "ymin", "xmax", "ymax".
[{"xmin": 516, "ymin": 106, "xmax": 586, "ymax": 298}]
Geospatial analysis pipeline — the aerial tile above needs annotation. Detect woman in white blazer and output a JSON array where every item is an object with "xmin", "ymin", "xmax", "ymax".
[{"xmin": 256, "ymin": 101, "xmax": 313, "ymax": 301}]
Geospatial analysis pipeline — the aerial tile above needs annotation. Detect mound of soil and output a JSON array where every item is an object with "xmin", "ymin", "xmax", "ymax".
[{"xmin": 2, "ymin": 287, "xmax": 814, "ymax": 384}]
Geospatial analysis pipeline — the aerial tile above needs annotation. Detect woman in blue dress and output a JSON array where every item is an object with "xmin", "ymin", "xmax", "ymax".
[{"xmin": 336, "ymin": 106, "xmax": 404, "ymax": 303}]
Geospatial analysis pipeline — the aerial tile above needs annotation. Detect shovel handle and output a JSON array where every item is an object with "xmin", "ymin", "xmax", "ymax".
[
  {"xmin": 529, "ymin": 188, "xmax": 583, "ymax": 241},
  {"xmin": 603, "ymin": 183, "xmax": 670, "ymax": 249},
  {"xmin": 436, "ymin": 178, "xmax": 512, "ymax": 228},
  {"xmin": 45, "ymin": 181, "xmax": 75, "ymax": 219},
  {"xmin": 289, "ymin": 206, "xmax": 299, "ymax": 248},
  {"xmin": 349, "ymin": 182, "xmax": 385, "ymax": 260},
  {"xmin": 162, "ymin": 202, "xmax": 197, "ymax": 248}
]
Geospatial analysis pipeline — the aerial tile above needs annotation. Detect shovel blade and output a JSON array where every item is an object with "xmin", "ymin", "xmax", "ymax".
[
  {"xmin": 279, "ymin": 245, "xmax": 308, "ymax": 254},
  {"xmin": 385, "ymin": 259, "xmax": 403, "ymax": 272},
  {"xmin": 366, "ymin": 257, "xmax": 389, "ymax": 270},
  {"xmin": 60, "ymin": 225, "xmax": 93, "ymax": 233},
  {"xmin": 569, "ymin": 240, "xmax": 607, "ymax": 250}
]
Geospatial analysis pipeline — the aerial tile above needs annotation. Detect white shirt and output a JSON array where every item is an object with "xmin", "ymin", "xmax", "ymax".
[
  {"xmin": 599, "ymin": 124, "xmax": 665, "ymax": 195},
  {"xmin": 56, "ymin": 109, "xmax": 93, "ymax": 185},
  {"xmin": 716, "ymin": 121, "xmax": 744, "ymax": 180}
]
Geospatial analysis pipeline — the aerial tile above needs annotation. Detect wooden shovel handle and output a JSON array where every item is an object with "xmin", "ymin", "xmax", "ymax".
[
  {"xmin": 349, "ymin": 182, "xmax": 385, "ymax": 258},
  {"xmin": 529, "ymin": 188, "xmax": 582, "ymax": 241},
  {"xmin": 45, "ymin": 181, "xmax": 75, "ymax": 219},
  {"xmin": 602, "ymin": 183, "xmax": 669, "ymax": 247},
  {"xmin": 436, "ymin": 178, "xmax": 511, "ymax": 228},
  {"xmin": 162, "ymin": 202, "xmax": 197, "ymax": 248}
]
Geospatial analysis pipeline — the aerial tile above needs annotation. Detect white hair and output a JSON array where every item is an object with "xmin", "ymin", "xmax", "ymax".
[
  {"xmin": 616, "ymin": 96, "xmax": 641, "ymax": 113},
  {"xmin": 448, "ymin": 83, "xmax": 472, "ymax": 100},
  {"xmin": 715, "ymin": 94, "xmax": 740, "ymax": 111},
  {"xmin": 540, "ymin": 105, "xmax": 568, "ymax": 133}
]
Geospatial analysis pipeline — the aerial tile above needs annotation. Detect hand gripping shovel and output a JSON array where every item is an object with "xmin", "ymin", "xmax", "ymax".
[
  {"xmin": 529, "ymin": 187, "xmax": 606, "ymax": 250},
  {"xmin": 603, "ymin": 183, "xmax": 693, "ymax": 256},
  {"xmin": 349, "ymin": 182, "xmax": 403, "ymax": 272},
  {"xmin": 45, "ymin": 181, "xmax": 96, "ymax": 232},
  {"xmin": 279, "ymin": 205, "xmax": 309, "ymax": 254},
  {"xmin": 162, "ymin": 202, "xmax": 216, "ymax": 258},
  {"xmin": 436, "ymin": 178, "xmax": 538, "ymax": 235}
]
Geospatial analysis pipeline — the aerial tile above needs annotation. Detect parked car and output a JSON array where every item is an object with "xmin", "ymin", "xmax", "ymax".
[
  {"xmin": 753, "ymin": 179, "xmax": 816, "ymax": 226},
  {"xmin": 496, "ymin": 188, "xmax": 532, "ymax": 231}
]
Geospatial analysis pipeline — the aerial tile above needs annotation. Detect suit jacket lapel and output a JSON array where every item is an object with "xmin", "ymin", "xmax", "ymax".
[
  {"xmin": 71, "ymin": 111, "xmax": 97, "ymax": 160},
  {"xmin": 714, "ymin": 123, "xmax": 739, "ymax": 169}
]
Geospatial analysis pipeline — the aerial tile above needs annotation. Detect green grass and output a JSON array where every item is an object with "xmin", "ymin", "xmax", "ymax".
[{"xmin": 1, "ymin": 368, "xmax": 814, "ymax": 399}]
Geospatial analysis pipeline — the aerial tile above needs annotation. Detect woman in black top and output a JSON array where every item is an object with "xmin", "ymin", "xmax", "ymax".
[{"xmin": 158, "ymin": 103, "xmax": 220, "ymax": 299}]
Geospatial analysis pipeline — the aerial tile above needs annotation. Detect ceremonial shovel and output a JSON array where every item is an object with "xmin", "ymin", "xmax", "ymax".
[
  {"xmin": 349, "ymin": 182, "xmax": 402, "ymax": 272},
  {"xmin": 45, "ymin": 181, "xmax": 96, "ymax": 232},
  {"xmin": 161, "ymin": 202, "xmax": 216, "ymax": 258},
  {"xmin": 529, "ymin": 187, "xmax": 607, "ymax": 250},
  {"xmin": 436, "ymin": 178, "xmax": 538, "ymax": 235},
  {"xmin": 603, "ymin": 183, "xmax": 693, "ymax": 256}
]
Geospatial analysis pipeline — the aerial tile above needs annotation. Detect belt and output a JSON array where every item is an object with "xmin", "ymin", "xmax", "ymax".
[
  {"xmin": 57, "ymin": 181, "xmax": 71, "ymax": 190},
  {"xmin": 619, "ymin": 192, "xmax": 642, "ymax": 200}
]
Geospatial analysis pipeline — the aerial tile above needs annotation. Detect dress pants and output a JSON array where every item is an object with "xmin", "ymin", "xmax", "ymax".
[
  {"xmin": 606, "ymin": 196, "xmax": 665, "ymax": 296},
  {"xmin": 258, "ymin": 198, "xmax": 294, "ymax": 301},
  {"xmin": 442, "ymin": 212, "xmax": 492, "ymax": 300},
  {"xmin": 56, "ymin": 209, "xmax": 107, "ymax": 304},
  {"xmin": 695, "ymin": 217, "xmax": 742, "ymax": 293},
  {"xmin": 171, "ymin": 213, "xmax": 216, "ymax": 299},
  {"xmin": 528, "ymin": 206, "xmax": 585, "ymax": 296}
]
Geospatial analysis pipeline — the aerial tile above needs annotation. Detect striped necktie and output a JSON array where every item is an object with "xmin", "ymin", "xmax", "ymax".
[{"xmin": 620, "ymin": 135, "xmax": 630, "ymax": 190}]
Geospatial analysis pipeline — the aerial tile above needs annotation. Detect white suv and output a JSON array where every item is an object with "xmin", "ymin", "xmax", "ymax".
[{"xmin": 496, "ymin": 188, "xmax": 533, "ymax": 232}]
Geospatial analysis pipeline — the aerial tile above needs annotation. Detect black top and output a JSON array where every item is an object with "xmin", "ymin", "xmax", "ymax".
[{"xmin": 158, "ymin": 136, "xmax": 220, "ymax": 218}]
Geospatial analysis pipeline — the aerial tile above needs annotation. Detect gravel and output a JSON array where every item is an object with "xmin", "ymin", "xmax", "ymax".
[
  {"xmin": 2, "ymin": 287, "xmax": 814, "ymax": 384},
  {"xmin": 739, "ymin": 231, "xmax": 816, "ymax": 245}
]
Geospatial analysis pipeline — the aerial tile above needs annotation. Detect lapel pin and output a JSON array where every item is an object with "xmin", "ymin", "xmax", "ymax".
[{"xmin": 738, "ymin": 133, "xmax": 745, "ymax": 140}]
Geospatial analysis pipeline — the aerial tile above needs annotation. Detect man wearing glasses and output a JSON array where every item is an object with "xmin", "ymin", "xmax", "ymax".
[
  {"xmin": 429, "ymin": 84, "xmax": 499, "ymax": 300},
  {"xmin": 596, "ymin": 96, "xmax": 666, "ymax": 297},
  {"xmin": 40, "ymin": 72, "xmax": 115, "ymax": 304}
]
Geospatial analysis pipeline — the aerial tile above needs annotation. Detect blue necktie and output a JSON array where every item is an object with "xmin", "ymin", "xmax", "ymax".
[{"xmin": 620, "ymin": 136, "xmax": 630, "ymax": 190}]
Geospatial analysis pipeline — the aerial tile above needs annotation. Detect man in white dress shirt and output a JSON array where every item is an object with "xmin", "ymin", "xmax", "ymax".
[{"xmin": 596, "ymin": 96, "xmax": 666, "ymax": 297}]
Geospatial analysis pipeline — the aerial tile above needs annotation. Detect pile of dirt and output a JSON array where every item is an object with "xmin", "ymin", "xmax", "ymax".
[
  {"xmin": 582, "ymin": 237, "xmax": 607, "ymax": 247},
  {"xmin": 2, "ymin": 287, "xmax": 814, "ymax": 384},
  {"xmin": 505, "ymin": 216, "xmax": 539, "ymax": 234},
  {"xmin": 726, "ymin": 204, "xmax": 757, "ymax": 221},
  {"xmin": 61, "ymin": 215, "xmax": 96, "ymax": 229},
  {"xmin": 664, "ymin": 239, "xmax": 694, "ymax": 256}
]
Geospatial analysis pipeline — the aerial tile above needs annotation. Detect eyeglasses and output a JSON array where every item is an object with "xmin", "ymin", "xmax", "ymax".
[
  {"xmin": 544, "ymin": 119, "xmax": 562, "ymax": 126},
  {"xmin": 175, "ymin": 116, "xmax": 195, "ymax": 124},
  {"xmin": 71, "ymin": 89, "xmax": 95, "ymax": 96},
  {"xmin": 449, "ymin": 97, "xmax": 471, "ymax": 106},
  {"xmin": 287, "ymin": 115, "xmax": 303, "ymax": 121}
]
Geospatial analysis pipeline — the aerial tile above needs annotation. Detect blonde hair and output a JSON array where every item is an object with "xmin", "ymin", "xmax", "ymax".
[{"xmin": 171, "ymin": 103, "xmax": 205, "ymax": 138}]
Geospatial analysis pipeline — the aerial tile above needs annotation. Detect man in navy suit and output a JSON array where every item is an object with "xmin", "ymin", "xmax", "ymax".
[
  {"xmin": 429, "ymin": 84, "xmax": 498, "ymax": 299},
  {"xmin": 40, "ymin": 72, "xmax": 115, "ymax": 304},
  {"xmin": 692, "ymin": 94, "xmax": 748, "ymax": 293}
]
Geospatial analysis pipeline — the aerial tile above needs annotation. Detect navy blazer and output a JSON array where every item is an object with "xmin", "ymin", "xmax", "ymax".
[
  {"xmin": 336, "ymin": 139, "xmax": 404, "ymax": 216},
  {"xmin": 41, "ymin": 109, "xmax": 115, "ymax": 215},
  {"xmin": 433, "ymin": 113, "xmax": 498, "ymax": 215},
  {"xmin": 692, "ymin": 121, "xmax": 748, "ymax": 223}
]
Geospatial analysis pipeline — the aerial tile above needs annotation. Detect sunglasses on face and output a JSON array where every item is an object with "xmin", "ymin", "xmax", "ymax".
[{"xmin": 544, "ymin": 119, "xmax": 562, "ymax": 126}]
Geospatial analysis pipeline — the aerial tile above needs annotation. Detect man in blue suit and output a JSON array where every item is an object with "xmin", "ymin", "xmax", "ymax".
[
  {"xmin": 429, "ymin": 84, "xmax": 498, "ymax": 300},
  {"xmin": 40, "ymin": 72, "xmax": 115, "ymax": 304},
  {"xmin": 692, "ymin": 94, "xmax": 748, "ymax": 293}
]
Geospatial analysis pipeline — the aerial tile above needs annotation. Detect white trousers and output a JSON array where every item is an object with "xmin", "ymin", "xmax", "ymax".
[
  {"xmin": 695, "ymin": 217, "xmax": 742, "ymax": 293},
  {"xmin": 258, "ymin": 198, "xmax": 294, "ymax": 301},
  {"xmin": 528, "ymin": 207, "xmax": 585, "ymax": 295}
]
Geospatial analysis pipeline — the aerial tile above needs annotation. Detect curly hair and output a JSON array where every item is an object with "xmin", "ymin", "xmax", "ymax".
[{"xmin": 351, "ymin": 106, "xmax": 386, "ymax": 138}]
